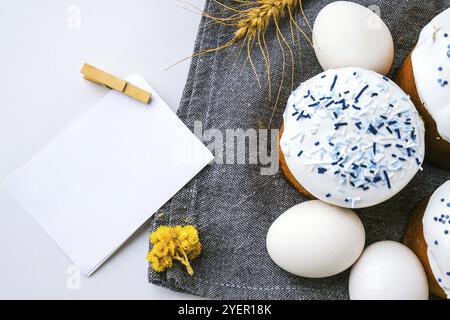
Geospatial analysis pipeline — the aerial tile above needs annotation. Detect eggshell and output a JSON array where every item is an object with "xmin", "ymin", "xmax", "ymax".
[
  {"xmin": 349, "ymin": 241, "xmax": 429, "ymax": 300},
  {"xmin": 266, "ymin": 200, "xmax": 365, "ymax": 278},
  {"xmin": 313, "ymin": 1, "xmax": 394, "ymax": 75}
]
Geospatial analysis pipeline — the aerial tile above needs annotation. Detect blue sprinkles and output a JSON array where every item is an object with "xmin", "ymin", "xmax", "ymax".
[
  {"xmin": 383, "ymin": 171, "xmax": 391, "ymax": 189},
  {"xmin": 354, "ymin": 85, "xmax": 369, "ymax": 102},
  {"xmin": 335, "ymin": 122, "xmax": 348, "ymax": 130},
  {"xmin": 330, "ymin": 75, "xmax": 338, "ymax": 92},
  {"xmin": 317, "ymin": 167, "xmax": 327, "ymax": 174},
  {"xmin": 411, "ymin": 129, "xmax": 416, "ymax": 140},
  {"xmin": 368, "ymin": 124, "xmax": 378, "ymax": 135}
]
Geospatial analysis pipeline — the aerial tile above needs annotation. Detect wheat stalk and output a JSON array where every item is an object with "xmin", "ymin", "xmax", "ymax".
[{"xmin": 172, "ymin": 0, "xmax": 313, "ymax": 128}]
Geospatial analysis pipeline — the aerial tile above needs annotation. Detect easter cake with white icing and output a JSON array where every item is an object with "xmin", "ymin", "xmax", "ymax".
[
  {"xmin": 395, "ymin": 8, "xmax": 450, "ymax": 169},
  {"xmin": 404, "ymin": 181, "xmax": 450, "ymax": 299},
  {"xmin": 279, "ymin": 67, "xmax": 425, "ymax": 209}
]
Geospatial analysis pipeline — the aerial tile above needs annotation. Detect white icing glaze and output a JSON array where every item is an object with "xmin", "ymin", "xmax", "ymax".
[
  {"xmin": 280, "ymin": 67, "xmax": 425, "ymax": 209},
  {"xmin": 423, "ymin": 180, "xmax": 450, "ymax": 299},
  {"xmin": 411, "ymin": 8, "xmax": 450, "ymax": 143}
]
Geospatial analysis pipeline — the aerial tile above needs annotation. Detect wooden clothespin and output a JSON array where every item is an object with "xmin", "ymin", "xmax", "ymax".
[{"xmin": 80, "ymin": 63, "xmax": 151, "ymax": 104}]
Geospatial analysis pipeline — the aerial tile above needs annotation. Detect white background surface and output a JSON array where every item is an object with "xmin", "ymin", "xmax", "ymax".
[{"xmin": 0, "ymin": 0, "xmax": 206, "ymax": 299}]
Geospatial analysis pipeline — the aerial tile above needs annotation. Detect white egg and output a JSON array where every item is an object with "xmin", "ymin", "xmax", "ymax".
[
  {"xmin": 266, "ymin": 200, "xmax": 365, "ymax": 278},
  {"xmin": 349, "ymin": 241, "xmax": 429, "ymax": 300},
  {"xmin": 313, "ymin": 1, "xmax": 394, "ymax": 75}
]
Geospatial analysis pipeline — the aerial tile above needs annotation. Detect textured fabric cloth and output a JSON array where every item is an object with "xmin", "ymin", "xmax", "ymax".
[{"xmin": 148, "ymin": 0, "xmax": 450, "ymax": 299}]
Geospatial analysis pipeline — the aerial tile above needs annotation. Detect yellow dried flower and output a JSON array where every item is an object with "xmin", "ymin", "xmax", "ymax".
[
  {"xmin": 187, "ymin": 242, "xmax": 202, "ymax": 261},
  {"xmin": 150, "ymin": 226, "xmax": 176, "ymax": 244},
  {"xmin": 146, "ymin": 225, "xmax": 202, "ymax": 276},
  {"xmin": 146, "ymin": 251, "xmax": 173, "ymax": 272}
]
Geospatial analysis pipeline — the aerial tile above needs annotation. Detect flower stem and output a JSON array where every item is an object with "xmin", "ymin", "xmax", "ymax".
[{"xmin": 174, "ymin": 249, "xmax": 194, "ymax": 276}]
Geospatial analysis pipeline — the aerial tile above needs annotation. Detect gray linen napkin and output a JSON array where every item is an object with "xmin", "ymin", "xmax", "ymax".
[{"xmin": 148, "ymin": 0, "xmax": 450, "ymax": 299}]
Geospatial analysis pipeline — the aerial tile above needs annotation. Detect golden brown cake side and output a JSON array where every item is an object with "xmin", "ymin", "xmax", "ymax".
[
  {"xmin": 403, "ymin": 197, "xmax": 447, "ymax": 298},
  {"xmin": 278, "ymin": 125, "xmax": 315, "ymax": 199},
  {"xmin": 395, "ymin": 52, "xmax": 450, "ymax": 170}
]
